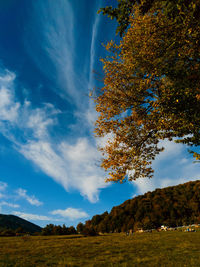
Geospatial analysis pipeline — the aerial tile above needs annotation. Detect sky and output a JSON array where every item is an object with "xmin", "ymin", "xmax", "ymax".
[{"xmin": 0, "ymin": 0, "xmax": 199, "ymax": 228}]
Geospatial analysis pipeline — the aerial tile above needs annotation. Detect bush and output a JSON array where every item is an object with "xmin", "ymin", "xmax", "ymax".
[{"xmin": 82, "ymin": 226, "xmax": 98, "ymax": 236}]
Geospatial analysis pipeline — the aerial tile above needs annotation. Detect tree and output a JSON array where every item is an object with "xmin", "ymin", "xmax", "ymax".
[
  {"xmin": 62, "ymin": 224, "xmax": 69, "ymax": 235},
  {"xmin": 68, "ymin": 226, "xmax": 77, "ymax": 235},
  {"xmin": 42, "ymin": 224, "xmax": 55, "ymax": 235},
  {"xmin": 82, "ymin": 226, "xmax": 98, "ymax": 236},
  {"xmin": 95, "ymin": 1, "xmax": 200, "ymax": 182},
  {"xmin": 76, "ymin": 222, "xmax": 84, "ymax": 234}
]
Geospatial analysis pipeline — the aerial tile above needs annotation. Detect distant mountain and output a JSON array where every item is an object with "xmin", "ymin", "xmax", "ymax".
[
  {"xmin": 83, "ymin": 180, "xmax": 200, "ymax": 232},
  {"xmin": 0, "ymin": 214, "xmax": 42, "ymax": 233}
]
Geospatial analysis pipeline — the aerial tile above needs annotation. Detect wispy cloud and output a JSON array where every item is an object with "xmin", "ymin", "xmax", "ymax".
[
  {"xmin": 13, "ymin": 211, "xmax": 60, "ymax": 222},
  {"xmin": 0, "ymin": 71, "xmax": 19, "ymax": 123},
  {"xmin": 0, "ymin": 181, "xmax": 7, "ymax": 192},
  {"xmin": 85, "ymin": 1, "xmax": 103, "ymax": 128},
  {"xmin": 88, "ymin": 3, "xmax": 102, "ymax": 89},
  {"xmin": 59, "ymin": 138, "xmax": 108, "ymax": 202},
  {"xmin": 0, "ymin": 201, "xmax": 19, "ymax": 208},
  {"xmin": 0, "ymin": 69, "xmax": 107, "ymax": 202},
  {"xmin": 19, "ymin": 138, "xmax": 107, "ymax": 203},
  {"xmin": 0, "ymin": 0, "xmax": 111, "ymax": 204},
  {"xmin": 0, "ymin": 181, "xmax": 7, "ymax": 199},
  {"xmin": 0, "ymin": 71, "xmax": 15, "ymax": 82},
  {"xmin": 24, "ymin": 0, "xmax": 86, "ymax": 105},
  {"xmin": 24, "ymin": 0, "xmax": 103, "ymax": 129},
  {"xmin": 16, "ymin": 188, "xmax": 43, "ymax": 206},
  {"xmin": 26, "ymin": 104, "xmax": 60, "ymax": 139},
  {"xmin": 50, "ymin": 207, "xmax": 88, "ymax": 220},
  {"xmin": 0, "ymin": 70, "xmax": 59, "ymax": 142}
]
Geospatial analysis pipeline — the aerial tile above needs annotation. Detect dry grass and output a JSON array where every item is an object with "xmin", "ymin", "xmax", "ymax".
[{"xmin": 0, "ymin": 231, "xmax": 200, "ymax": 266}]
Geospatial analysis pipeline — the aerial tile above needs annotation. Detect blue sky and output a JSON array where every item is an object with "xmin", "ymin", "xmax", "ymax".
[{"xmin": 0, "ymin": 0, "xmax": 199, "ymax": 228}]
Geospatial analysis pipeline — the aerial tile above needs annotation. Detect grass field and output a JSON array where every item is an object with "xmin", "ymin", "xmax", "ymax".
[{"xmin": 0, "ymin": 231, "xmax": 200, "ymax": 266}]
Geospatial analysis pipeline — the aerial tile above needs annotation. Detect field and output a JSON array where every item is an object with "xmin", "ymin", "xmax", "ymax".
[{"xmin": 0, "ymin": 231, "xmax": 200, "ymax": 266}]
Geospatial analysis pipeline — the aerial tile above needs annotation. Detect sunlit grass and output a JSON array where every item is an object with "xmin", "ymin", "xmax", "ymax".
[{"xmin": 0, "ymin": 231, "xmax": 200, "ymax": 266}]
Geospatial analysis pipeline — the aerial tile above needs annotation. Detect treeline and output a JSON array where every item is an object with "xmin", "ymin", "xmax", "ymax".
[
  {"xmin": 78, "ymin": 181, "xmax": 200, "ymax": 233},
  {"xmin": 41, "ymin": 224, "xmax": 77, "ymax": 236},
  {"xmin": 0, "ymin": 224, "xmax": 77, "ymax": 237},
  {"xmin": 0, "ymin": 226, "xmax": 36, "ymax": 237}
]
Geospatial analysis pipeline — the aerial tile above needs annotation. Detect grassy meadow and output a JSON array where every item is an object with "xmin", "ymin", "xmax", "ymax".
[{"xmin": 0, "ymin": 231, "xmax": 200, "ymax": 266}]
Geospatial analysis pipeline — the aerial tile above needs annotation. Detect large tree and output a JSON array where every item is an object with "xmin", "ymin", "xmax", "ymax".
[{"xmin": 95, "ymin": 1, "xmax": 200, "ymax": 182}]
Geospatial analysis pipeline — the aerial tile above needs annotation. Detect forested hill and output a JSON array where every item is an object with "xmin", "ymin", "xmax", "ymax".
[
  {"xmin": 0, "ymin": 214, "xmax": 42, "ymax": 233},
  {"xmin": 83, "ymin": 180, "xmax": 200, "ymax": 233}
]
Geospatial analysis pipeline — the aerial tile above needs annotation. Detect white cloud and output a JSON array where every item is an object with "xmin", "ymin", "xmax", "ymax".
[
  {"xmin": 0, "ymin": 70, "xmax": 15, "ymax": 82},
  {"xmin": 0, "ymin": 181, "xmax": 7, "ymax": 191},
  {"xmin": 132, "ymin": 178, "xmax": 157, "ymax": 196},
  {"xmin": 0, "ymin": 201, "xmax": 19, "ymax": 208},
  {"xmin": 50, "ymin": 207, "xmax": 88, "ymax": 220},
  {"xmin": 96, "ymin": 132, "xmax": 115, "ymax": 149},
  {"xmin": 26, "ymin": 106, "xmax": 59, "ymax": 139},
  {"xmin": 16, "ymin": 188, "xmax": 43, "ymax": 206},
  {"xmin": 0, "ymin": 70, "xmax": 59, "ymax": 142},
  {"xmin": 0, "ymin": 87, "xmax": 20, "ymax": 122},
  {"xmin": 0, "ymin": 71, "xmax": 20, "ymax": 123},
  {"xmin": 13, "ymin": 211, "xmax": 60, "ymax": 222},
  {"xmin": 133, "ymin": 140, "xmax": 200, "ymax": 196},
  {"xmin": 154, "ymin": 139, "xmax": 184, "ymax": 164},
  {"xmin": 0, "ymin": 182, "xmax": 7, "ymax": 200},
  {"xmin": 59, "ymin": 138, "xmax": 108, "ymax": 202},
  {"xmin": 19, "ymin": 141, "xmax": 71, "ymax": 190},
  {"xmin": 19, "ymin": 138, "xmax": 108, "ymax": 203},
  {"xmin": 84, "ymin": 107, "xmax": 98, "ymax": 128}
]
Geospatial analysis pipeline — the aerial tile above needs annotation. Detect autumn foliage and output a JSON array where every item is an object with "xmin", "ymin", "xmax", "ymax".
[
  {"xmin": 81, "ymin": 180, "xmax": 200, "ymax": 232},
  {"xmin": 95, "ymin": 1, "xmax": 200, "ymax": 182}
]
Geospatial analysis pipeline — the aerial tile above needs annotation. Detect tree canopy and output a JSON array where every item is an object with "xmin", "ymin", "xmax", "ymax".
[{"xmin": 95, "ymin": 1, "xmax": 200, "ymax": 182}]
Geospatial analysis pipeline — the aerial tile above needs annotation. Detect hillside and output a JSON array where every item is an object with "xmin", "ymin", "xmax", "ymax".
[
  {"xmin": 83, "ymin": 180, "xmax": 200, "ymax": 232},
  {"xmin": 0, "ymin": 214, "xmax": 42, "ymax": 233}
]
